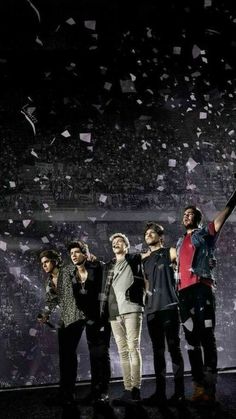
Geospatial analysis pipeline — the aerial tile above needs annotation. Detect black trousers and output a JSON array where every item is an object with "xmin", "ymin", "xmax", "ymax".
[
  {"xmin": 178, "ymin": 283, "xmax": 217, "ymax": 392},
  {"xmin": 58, "ymin": 319, "xmax": 111, "ymax": 399},
  {"xmin": 147, "ymin": 308, "xmax": 184, "ymax": 397}
]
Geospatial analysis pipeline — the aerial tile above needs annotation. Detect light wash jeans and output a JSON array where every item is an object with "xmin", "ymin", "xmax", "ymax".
[{"xmin": 111, "ymin": 312, "xmax": 143, "ymax": 390}]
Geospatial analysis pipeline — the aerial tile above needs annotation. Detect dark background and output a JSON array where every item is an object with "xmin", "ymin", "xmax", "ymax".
[{"xmin": 0, "ymin": 0, "xmax": 236, "ymax": 388}]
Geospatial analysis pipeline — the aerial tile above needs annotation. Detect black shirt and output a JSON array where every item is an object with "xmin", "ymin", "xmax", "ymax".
[{"xmin": 143, "ymin": 247, "xmax": 178, "ymax": 314}]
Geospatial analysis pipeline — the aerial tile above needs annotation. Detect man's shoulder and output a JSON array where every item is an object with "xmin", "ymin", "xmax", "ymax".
[{"xmin": 60, "ymin": 264, "xmax": 75, "ymax": 276}]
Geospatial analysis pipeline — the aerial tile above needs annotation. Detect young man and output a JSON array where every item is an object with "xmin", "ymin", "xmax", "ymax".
[
  {"xmin": 142, "ymin": 223, "xmax": 184, "ymax": 406},
  {"xmin": 100, "ymin": 233, "xmax": 146, "ymax": 404},
  {"xmin": 176, "ymin": 187, "xmax": 236, "ymax": 402},
  {"xmin": 39, "ymin": 249, "xmax": 62, "ymax": 324},
  {"xmin": 38, "ymin": 249, "xmax": 65, "ymax": 405},
  {"xmin": 57, "ymin": 240, "xmax": 111, "ymax": 406}
]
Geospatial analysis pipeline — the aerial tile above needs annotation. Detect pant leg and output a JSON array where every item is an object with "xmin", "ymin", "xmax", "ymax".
[
  {"xmin": 86, "ymin": 321, "xmax": 111, "ymax": 395},
  {"xmin": 58, "ymin": 320, "xmax": 85, "ymax": 397},
  {"xmin": 165, "ymin": 309, "xmax": 185, "ymax": 396},
  {"xmin": 147, "ymin": 312, "xmax": 166, "ymax": 397},
  {"xmin": 197, "ymin": 285, "xmax": 217, "ymax": 395},
  {"xmin": 179, "ymin": 283, "xmax": 217, "ymax": 391},
  {"xmin": 179, "ymin": 286, "xmax": 204, "ymax": 385},
  {"xmin": 124, "ymin": 312, "xmax": 143, "ymax": 389},
  {"xmin": 111, "ymin": 317, "xmax": 132, "ymax": 390}
]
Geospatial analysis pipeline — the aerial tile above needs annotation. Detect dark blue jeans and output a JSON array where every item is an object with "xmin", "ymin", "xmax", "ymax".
[
  {"xmin": 179, "ymin": 283, "xmax": 217, "ymax": 392},
  {"xmin": 58, "ymin": 319, "xmax": 111, "ymax": 399},
  {"xmin": 147, "ymin": 308, "xmax": 184, "ymax": 397}
]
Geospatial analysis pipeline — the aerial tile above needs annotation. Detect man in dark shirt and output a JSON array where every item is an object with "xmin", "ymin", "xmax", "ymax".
[
  {"xmin": 39, "ymin": 242, "xmax": 111, "ymax": 406},
  {"xmin": 142, "ymin": 223, "xmax": 184, "ymax": 406},
  {"xmin": 58, "ymin": 240, "xmax": 111, "ymax": 406},
  {"xmin": 176, "ymin": 186, "xmax": 236, "ymax": 402}
]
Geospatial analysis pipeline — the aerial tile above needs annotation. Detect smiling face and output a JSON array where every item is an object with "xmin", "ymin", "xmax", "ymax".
[
  {"xmin": 144, "ymin": 228, "xmax": 162, "ymax": 247},
  {"xmin": 41, "ymin": 257, "xmax": 55, "ymax": 274},
  {"xmin": 70, "ymin": 247, "xmax": 87, "ymax": 265},
  {"xmin": 112, "ymin": 237, "xmax": 128, "ymax": 256}
]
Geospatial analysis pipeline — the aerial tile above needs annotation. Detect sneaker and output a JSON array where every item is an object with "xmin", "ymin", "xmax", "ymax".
[
  {"xmin": 142, "ymin": 392, "xmax": 167, "ymax": 407},
  {"xmin": 112, "ymin": 390, "xmax": 132, "ymax": 406},
  {"xmin": 132, "ymin": 387, "xmax": 141, "ymax": 401},
  {"xmin": 168, "ymin": 393, "xmax": 185, "ymax": 406}
]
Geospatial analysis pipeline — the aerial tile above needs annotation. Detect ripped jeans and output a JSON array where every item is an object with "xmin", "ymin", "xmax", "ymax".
[
  {"xmin": 111, "ymin": 312, "xmax": 143, "ymax": 390},
  {"xmin": 179, "ymin": 283, "xmax": 217, "ymax": 393}
]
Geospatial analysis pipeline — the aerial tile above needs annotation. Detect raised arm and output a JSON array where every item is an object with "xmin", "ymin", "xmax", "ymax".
[{"xmin": 214, "ymin": 188, "xmax": 236, "ymax": 233}]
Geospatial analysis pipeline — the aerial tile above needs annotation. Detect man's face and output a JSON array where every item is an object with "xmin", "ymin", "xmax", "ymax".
[
  {"xmin": 112, "ymin": 237, "xmax": 127, "ymax": 255},
  {"xmin": 182, "ymin": 209, "xmax": 197, "ymax": 229},
  {"xmin": 144, "ymin": 228, "xmax": 161, "ymax": 246},
  {"xmin": 41, "ymin": 257, "xmax": 55, "ymax": 274},
  {"xmin": 70, "ymin": 247, "xmax": 87, "ymax": 265}
]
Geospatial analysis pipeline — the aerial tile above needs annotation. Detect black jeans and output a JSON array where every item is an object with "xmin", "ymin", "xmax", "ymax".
[
  {"xmin": 58, "ymin": 319, "xmax": 111, "ymax": 399},
  {"xmin": 178, "ymin": 283, "xmax": 217, "ymax": 392},
  {"xmin": 147, "ymin": 308, "xmax": 184, "ymax": 397}
]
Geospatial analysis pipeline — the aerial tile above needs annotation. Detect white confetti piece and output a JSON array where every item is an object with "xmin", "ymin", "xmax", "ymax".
[
  {"xmin": 199, "ymin": 112, "xmax": 207, "ymax": 119},
  {"xmin": 183, "ymin": 318, "xmax": 193, "ymax": 331},
  {"xmin": 104, "ymin": 82, "xmax": 112, "ymax": 90},
  {"xmin": 61, "ymin": 130, "xmax": 71, "ymax": 138},
  {"xmin": 9, "ymin": 181, "xmax": 16, "ymax": 188},
  {"xmin": 41, "ymin": 236, "xmax": 49, "ymax": 243},
  {"xmin": 66, "ymin": 17, "xmax": 76, "ymax": 25},
  {"xmin": 29, "ymin": 328, "xmax": 37, "ymax": 337},
  {"xmin": 173, "ymin": 46, "xmax": 181, "ymax": 55},
  {"xmin": 88, "ymin": 217, "xmax": 96, "ymax": 223},
  {"xmin": 186, "ymin": 183, "xmax": 197, "ymax": 190},
  {"xmin": 192, "ymin": 44, "xmax": 201, "ymax": 59},
  {"xmin": 186, "ymin": 157, "xmax": 199, "ymax": 172},
  {"xmin": 23, "ymin": 220, "xmax": 31, "ymax": 228},
  {"xmin": 99, "ymin": 194, "xmax": 107, "ymax": 203},
  {"xmin": 20, "ymin": 244, "xmax": 30, "ymax": 252},
  {"xmin": 80, "ymin": 133, "xmax": 91, "ymax": 143},
  {"xmin": 35, "ymin": 36, "xmax": 43, "ymax": 46},
  {"xmin": 135, "ymin": 243, "xmax": 143, "ymax": 251},
  {"xmin": 84, "ymin": 20, "xmax": 96, "ymax": 30},
  {"xmin": 0, "ymin": 241, "xmax": 7, "ymax": 251},
  {"xmin": 31, "ymin": 149, "xmax": 39, "ymax": 158},
  {"xmin": 168, "ymin": 159, "xmax": 176, "ymax": 167}
]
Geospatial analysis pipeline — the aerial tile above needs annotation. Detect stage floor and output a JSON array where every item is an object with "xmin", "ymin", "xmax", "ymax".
[{"xmin": 0, "ymin": 371, "xmax": 235, "ymax": 419}]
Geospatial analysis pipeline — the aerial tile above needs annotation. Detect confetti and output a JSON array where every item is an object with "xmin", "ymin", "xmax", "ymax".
[
  {"xmin": 66, "ymin": 18, "xmax": 76, "ymax": 25},
  {"xmin": 99, "ymin": 194, "xmax": 107, "ymax": 203},
  {"xmin": 0, "ymin": 241, "xmax": 7, "ymax": 251},
  {"xmin": 41, "ymin": 236, "xmax": 50, "ymax": 243},
  {"xmin": 168, "ymin": 159, "xmax": 177, "ymax": 167},
  {"xmin": 186, "ymin": 157, "xmax": 199, "ymax": 172},
  {"xmin": 61, "ymin": 130, "xmax": 71, "ymax": 138},
  {"xmin": 23, "ymin": 220, "xmax": 31, "ymax": 228},
  {"xmin": 80, "ymin": 133, "xmax": 91, "ymax": 143},
  {"xmin": 84, "ymin": 20, "xmax": 96, "ymax": 30}
]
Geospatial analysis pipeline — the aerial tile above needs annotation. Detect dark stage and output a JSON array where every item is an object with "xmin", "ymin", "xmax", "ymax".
[{"xmin": 0, "ymin": 371, "xmax": 235, "ymax": 419}]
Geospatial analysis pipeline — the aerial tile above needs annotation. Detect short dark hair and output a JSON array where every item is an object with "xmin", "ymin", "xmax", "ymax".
[
  {"xmin": 184, "ymin": 205, "xmax": 202, "ymax": 226},
  {"xmin": 67, "ymin": 240, "xmax": 89, "ymax": 254},
  {"xmin": 144, "ymin": 222, "xmax": 164, "ymax": 236},
  {"xmin": 39, "ymin": 249, "xmax": 62, "ymax": 267}
]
